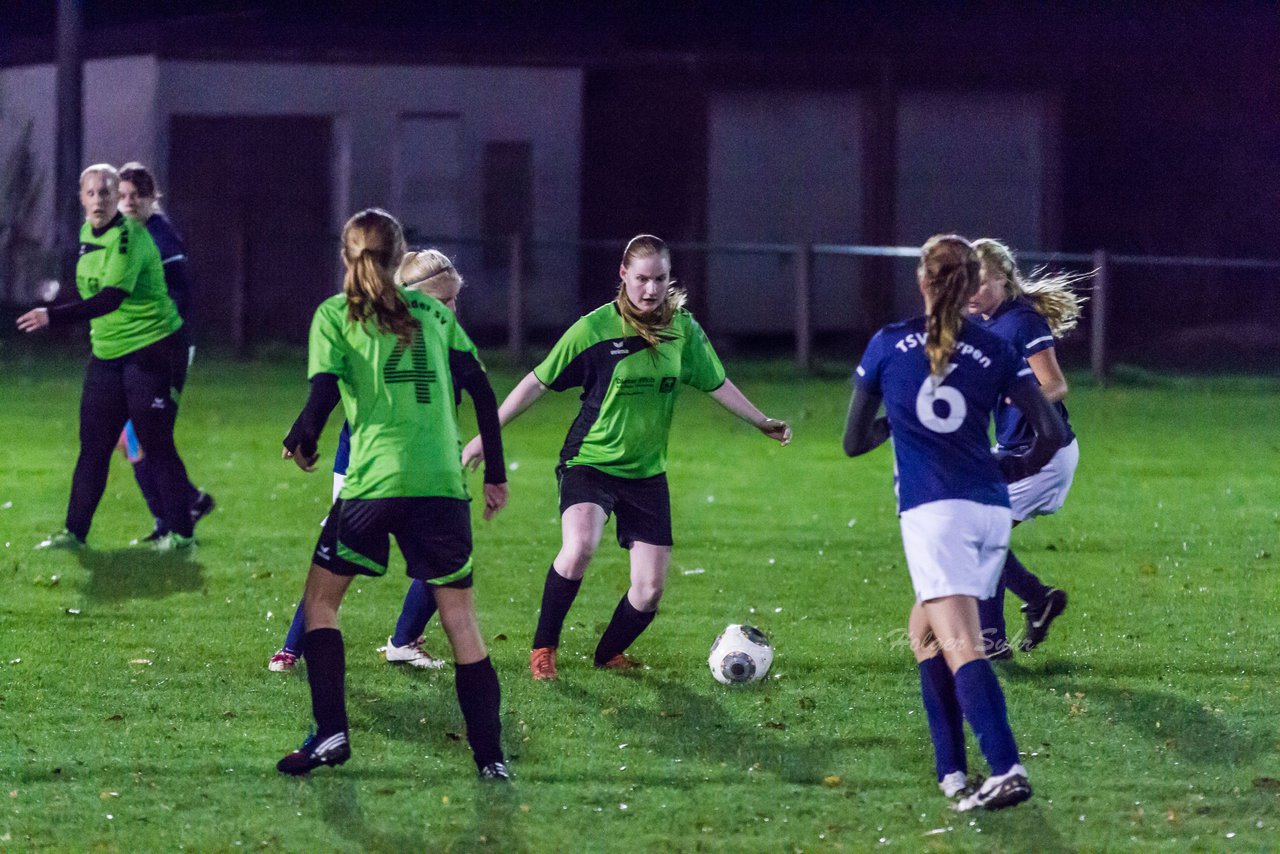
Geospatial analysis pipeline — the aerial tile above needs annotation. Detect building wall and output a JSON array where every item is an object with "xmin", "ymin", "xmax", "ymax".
[
  {"xmin": 705, "ymin": 89, "xmax": 1059, "ymax": 334},
  {"xmin": 893, "ymin": 92, "xmax": 1059, "ymax": 318},
  {"xmin": 707, "ymin": 91, "xmax": 865, "ymax": 335},
  {"xmin": 0, "ymin": 56, "xmax": 583, "ymax": 331}
]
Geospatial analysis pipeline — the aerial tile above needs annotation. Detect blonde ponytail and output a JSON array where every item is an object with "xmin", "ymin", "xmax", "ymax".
[
  {"xmin": 919, "ymin": 234, "xmax": 981, "ymax": 377},
  {"xmin": 974, "ymin": 238, "xmax": 1091, "ymax": 337},
  {"xmin": 341, "ymin": 209, "xmax": 417, "ymax": 344}
]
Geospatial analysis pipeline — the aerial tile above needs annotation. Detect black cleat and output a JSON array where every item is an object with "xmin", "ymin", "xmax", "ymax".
[
  {"xmin": 1019, "ymin": 588, "xmax": 1068, "ymax": 651},
  {"xmin": 277, "ymin": 731, "xmax": 350, "ymax": 776},
  {"xmin": 130, "ymin": 526, "xmax": 168, "ymax": 546},
  {"xmin": 478, "ymin": 760, "xmax": 511, "ymax": 781},
  {"xmin": 954, "ymin": 764, "xmax": 1031, "ymax": 811},
  {"xmin": 190, "ymin": 490, "xmax": 216, "ymax": 526}
]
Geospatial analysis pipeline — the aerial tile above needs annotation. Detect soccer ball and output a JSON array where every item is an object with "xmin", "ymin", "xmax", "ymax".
[{"xmin": 708, "ymin": 624, "xmax": 773, "ymax": 685}]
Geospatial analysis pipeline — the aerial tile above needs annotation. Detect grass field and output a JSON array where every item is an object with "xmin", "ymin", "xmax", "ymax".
[{"xmin": 1, "ymin": 345, "xmax": 1278, "ymax": 852}]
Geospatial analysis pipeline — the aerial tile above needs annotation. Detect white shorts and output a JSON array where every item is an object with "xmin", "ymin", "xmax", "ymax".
[
  {"xmin": 899, "ymin": 499, "xmax": 1012, "ymax": 601},
  {"xmin": 1006, "ymin": 439, "xmax": 1079, "ymax": 522}
]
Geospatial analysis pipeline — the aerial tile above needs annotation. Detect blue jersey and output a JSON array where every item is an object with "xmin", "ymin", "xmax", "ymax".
[
  {"xmin": 855, "ymin": 317, "xmax": 1030, "ymax": 513},
  {"xmin": 974, "ymin": 298, "xmax": 1074, "ymax": 451},
  {"xmin": 144, "ymin": 213, "xmax": 192, "ymax": 323}
]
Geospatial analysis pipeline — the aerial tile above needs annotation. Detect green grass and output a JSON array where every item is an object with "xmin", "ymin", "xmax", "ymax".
[{"xmin": 1, "ymin": 346, "xmax": 1278, "ymax": 852}]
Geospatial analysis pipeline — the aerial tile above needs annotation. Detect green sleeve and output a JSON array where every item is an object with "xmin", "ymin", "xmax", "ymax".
[
  {"xmin": 100, "ymin": 226, "xmax": 145, "ymax": 294},
  {"xmin": 680, "ymin": 314, "xmax": 727, "ymax": 392},
  {"xmin": 533, "ymin": 317, "xmax": 592, "ymax": 391},
  {"xmin": 308, "ymin": 301, "xmax": 347, "ymax": 379}
]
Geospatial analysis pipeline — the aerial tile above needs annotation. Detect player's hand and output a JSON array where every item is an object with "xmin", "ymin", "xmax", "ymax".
[
  {"xmin": 757, "ymin": 417, "xmax": 792, "ymax": 446},
  {"xmin": 16, "ymin": 308, "xmax": 49, "ymax": 333},
  {"xmin": 282, "ymin": 444, "xmax": 319, "ymax": 472},
  {"xmin": 482, "ymin": 482, "xmax": 508, "ymax": 520},
  {"xmin": 461, "ymin": 435, "xmax": 485, "ymax": 471}
]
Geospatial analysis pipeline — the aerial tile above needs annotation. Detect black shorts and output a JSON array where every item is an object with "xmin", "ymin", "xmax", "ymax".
[
  {"xmin": 312, "ymin": 496, "xmax": 473, "ymax": 588},
  {"xmin": 557, "ymin": 464, "xmax": 673, "ymax": 549}
]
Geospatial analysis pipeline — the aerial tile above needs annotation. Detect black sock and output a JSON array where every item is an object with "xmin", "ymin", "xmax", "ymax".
[
  {"xmin": 455, "ymin": 657, "xmax": 503, "ymax": 768},
  {"xmin": 1003, "ymin": 550, "xmax": 1050, "ymax": 605},
  {"xmin": 532, "ymin": 565, "xmax": 582, "ymax": 649},
  {"xmin": 594, "ymin": 593, "xmax": 656, "ymax": 665},
  {"xmin": 302, "ymin": 628, "xmax": 348, "ymax": 737}
]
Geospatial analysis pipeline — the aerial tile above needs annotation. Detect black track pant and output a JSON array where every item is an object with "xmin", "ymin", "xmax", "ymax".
[{"xmin": 66, "ymin": 331, "xmax": 195, "ymax": 540}]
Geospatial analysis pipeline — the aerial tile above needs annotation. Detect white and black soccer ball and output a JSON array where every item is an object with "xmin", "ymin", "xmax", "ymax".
[{"xmin": 708, "ymin": 624, "xmax": 773, "ymax": 685}]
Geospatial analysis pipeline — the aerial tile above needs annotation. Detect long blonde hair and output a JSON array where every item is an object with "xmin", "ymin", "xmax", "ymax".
[
  {"xmin": 396, "ymin": 248, "xmax": 463, "ymax": 301},
  {"xmin": 340, "ymin": 209, "xmax": 417, "ymax": 343},
  {"xmin": 919, "ymin": 234, "xmax": 981, "ymax": 377},
  {"xmin": 615, "ymin": 234, "xmax": 687, "ymax": 348},
  {"xmin": 974, "ymin": 238, "xmax": 1089, "ymax": 337}
]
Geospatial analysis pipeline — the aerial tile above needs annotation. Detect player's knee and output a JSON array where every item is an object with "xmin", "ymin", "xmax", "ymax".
[
  {"xmin": 628, "ymin": 581, "xmax": 665, "ymax": 612},
  {"xmin": 556, "ymin": 541, "xmax": 596, "ymax": 576}
]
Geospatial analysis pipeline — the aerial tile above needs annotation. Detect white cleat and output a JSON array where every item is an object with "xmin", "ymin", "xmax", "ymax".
[
  {"xmin": 954, "ymin": 763, "xmax": 1031, "ymax": 811},
  {"xmin": 381, "ymin": 636, "xmax": 446, "ymax": 669},
  {"xmin": 939, "ymin": 770, "xmax": 970, "ymax": 799}
]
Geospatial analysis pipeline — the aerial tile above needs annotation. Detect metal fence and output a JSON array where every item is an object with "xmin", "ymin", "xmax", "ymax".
[{"xmin": 416, "ymin": 234, "xmax": 1280, "ymax": 380}]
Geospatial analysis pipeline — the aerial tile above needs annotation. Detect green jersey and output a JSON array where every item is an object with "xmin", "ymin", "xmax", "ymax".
[
  {"xmin": 76, "ymin": 213, "xmax": 182, "ymax": 359},
  {"xmin": 308, "ymin": 287, "xmax": 481, "ymax": 500},
  {"xmin": 534, "ymin": 302, "xmax": 726, "ymax": 479}
]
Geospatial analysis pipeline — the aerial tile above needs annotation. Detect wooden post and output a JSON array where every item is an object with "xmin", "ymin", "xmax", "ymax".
[
  {"xmin": 54, "ymin": 0, "xmax": 83, "ymax": 293},
  {"xmin": 795, "ymin": 243, "xmax": 813, "ymax": 373},
  {"xmin": 508, "ymin": 232, "xmax": 525, "ymax": 362},
  {"xmin": 1090, "ymin": 249, "xmax": 1109, "ymax": 384},
  {"xmin": 229, "ymin": 208, "xmax": 249, "ymax": 357}
]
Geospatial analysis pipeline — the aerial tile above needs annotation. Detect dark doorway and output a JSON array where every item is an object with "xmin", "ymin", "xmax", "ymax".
[{"xmin": 168, "ymin": 115, "xmax": 333, "ymax": 351}]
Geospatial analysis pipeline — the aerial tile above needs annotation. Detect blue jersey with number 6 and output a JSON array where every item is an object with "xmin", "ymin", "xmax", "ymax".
[{"xmin": 855, "ymin": 317, "xmax": 1030, "ymax": 513}]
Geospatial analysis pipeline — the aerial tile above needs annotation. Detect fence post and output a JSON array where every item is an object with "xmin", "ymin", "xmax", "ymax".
[
  {"xmin": 1090, "ymin": 249, "xmax": 1109, "ymax": 384},
  {"xmin": 508, "ymin": 232, "xmax": 525, "ymax": 362},
  {"xmin": 230, "ymin": 207, "xmax": 249, "ymax": 357},
  {"xmin": 795, "ymin": 243, "xmax": 812, "ymax": 373}
]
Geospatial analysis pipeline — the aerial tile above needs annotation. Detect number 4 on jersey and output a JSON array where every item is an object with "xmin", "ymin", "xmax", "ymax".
[
  {"xmin": 384, "ymin": 332, "xmax": 436, "ymax": 403},
  {"xmin": 915, "ymin": 364, "xmax": 965, "ymax": 433}
]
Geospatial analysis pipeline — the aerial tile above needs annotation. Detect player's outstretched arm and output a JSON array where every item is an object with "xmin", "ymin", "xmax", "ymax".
[
  {"xmin": 462, "ymin": 371, "xmax": 548, "ymax": 471},
  {"xmin": 16, "ymin": 287, "xmax": 130, "ymax": 333},
  {"xmin": 709, "ymin": 379, "xmax": 792, "ymax": 446},
  {"xmin": 842, "ymin": 387, "xmax": 889, "ymax": 457}
]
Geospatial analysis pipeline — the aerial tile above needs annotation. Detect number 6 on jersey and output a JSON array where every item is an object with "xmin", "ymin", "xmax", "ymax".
[{"xmin": 915, "ymin": 365, "xmax": 965, "ymax": 433}]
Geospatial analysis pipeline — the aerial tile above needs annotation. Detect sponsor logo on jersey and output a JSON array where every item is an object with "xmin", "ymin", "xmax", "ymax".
[
  {"xmin": 612, "ymin": 376, "xmax": 655, "ymax": 395},
  {"xmin": 659, "ymin": 376, "xmax": 677, "ymax": 393}
]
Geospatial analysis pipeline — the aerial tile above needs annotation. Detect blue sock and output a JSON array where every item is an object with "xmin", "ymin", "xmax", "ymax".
[
  {"xmin": 1003, "ymin": 550, "xmax": 1050, "ymax": 605},
  {"xmin": 953, "ymin": 659, "xmax": 1020, "ymax": 776},
  {"xmin": 283, "ymin": 600, "xmax": 306, "ymax": 655},
  {"xmin": 977, "ymin": 578, "xmax": 1008, "ymax": 650},
  {"xmin": 391, "ymin": 580, "xmax": 438, "ymax": 648},
  {"xmin": 918, "ymin": 654, "xmax": 966, "ymax": 781}
]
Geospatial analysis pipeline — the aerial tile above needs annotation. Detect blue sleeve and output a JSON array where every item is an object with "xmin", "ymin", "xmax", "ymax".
[
  {"xmin": 1017, "ymin": 310, "xmax": 1056, "ymax": 359},
  {"xmin": 854, "ymin": 331, "xmax": 886, "ymax": 395},
  {"xmin": 147, "ymin": 215, "xmax": 187, "ymax": 263},
  {"xmin": 996, "ymin": 336, "xmax": 1032, "ymax": 394}
]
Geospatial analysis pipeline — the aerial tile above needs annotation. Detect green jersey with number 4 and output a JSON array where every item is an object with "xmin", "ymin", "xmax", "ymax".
[
  {"xmin": 534, "ymin": 302, "xmax": 726, "ymax": 479},
  {"xmin": 308, "ymin": 288, "xmax": 479, "ymax": 500},
  {"xmin": 76, "ymin": 213, "xmax": 182, "ymax": 359}
]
